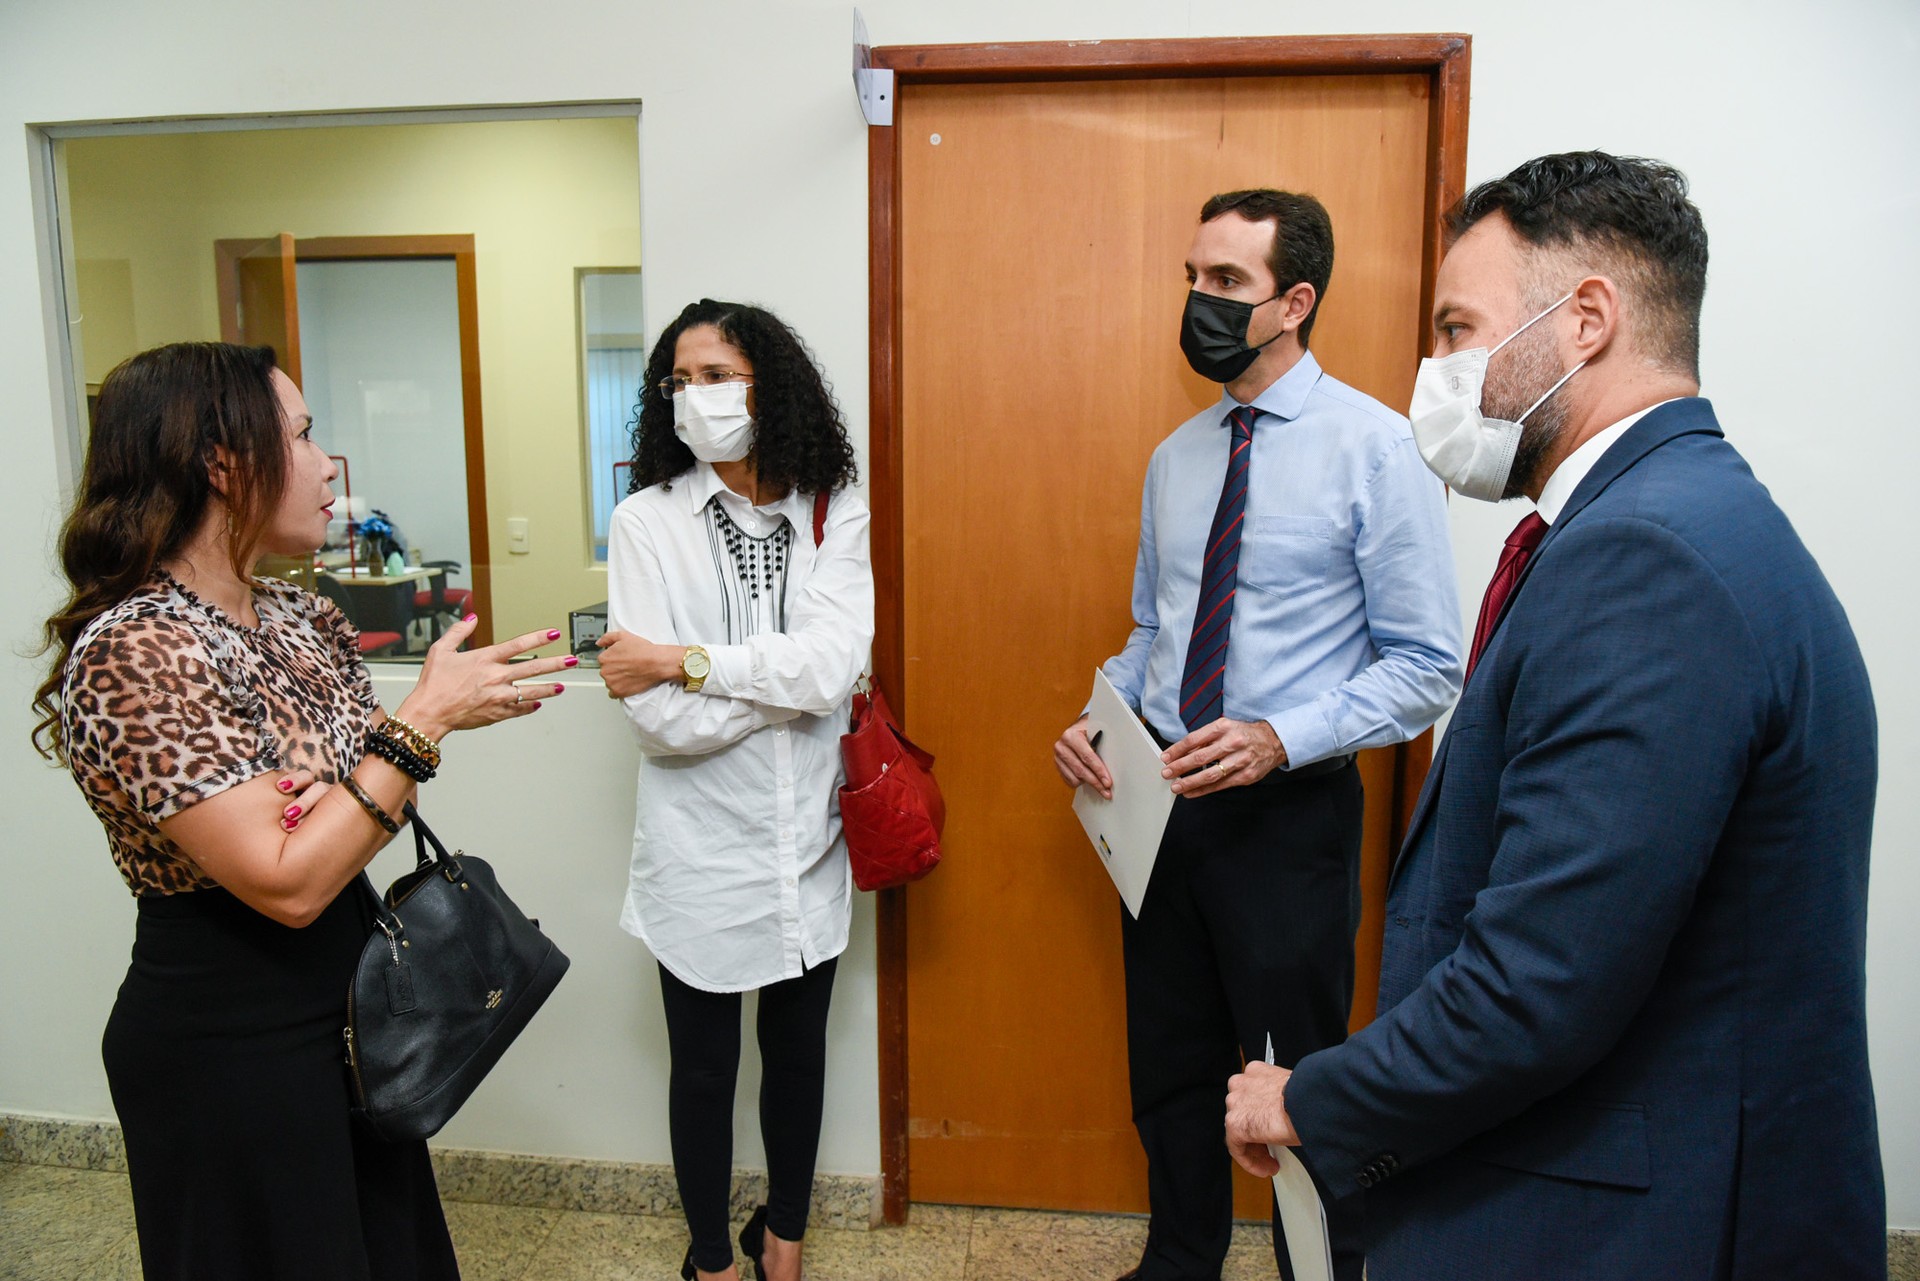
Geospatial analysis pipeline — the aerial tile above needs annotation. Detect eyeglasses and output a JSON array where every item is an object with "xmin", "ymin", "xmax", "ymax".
[{"xmin": 657, "ymin": 370, "xmax": 755, "ymax": 400}]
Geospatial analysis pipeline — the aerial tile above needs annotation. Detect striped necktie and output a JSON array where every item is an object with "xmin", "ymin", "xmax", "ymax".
[{"xmin": 1179, "ymin": 404, "xmax": 1258, "ymax": 732}]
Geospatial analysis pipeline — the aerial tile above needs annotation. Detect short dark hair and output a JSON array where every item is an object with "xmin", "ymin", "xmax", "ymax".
[
  {"xmin": 1445, "ymin": 151, "xmax": 1709, "ymax": 379},
  {"xmin": 629, "ymin": 299, "xmax": 858, "ymax": 496},
  {"xmin": 1198, "ymin": 189, "xmax": 1335, "ymax": 346}
]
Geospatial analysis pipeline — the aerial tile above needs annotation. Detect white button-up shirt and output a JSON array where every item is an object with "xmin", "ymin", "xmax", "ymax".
[{"xmin": 607, "ymin": 463, "xmax": 874, "ymax": 992}]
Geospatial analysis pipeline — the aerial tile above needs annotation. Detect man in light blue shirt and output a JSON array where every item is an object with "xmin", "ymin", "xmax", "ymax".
[{"xmin": 1054, "ymin": 189, "xmax": 1461, "ymax": 1281}]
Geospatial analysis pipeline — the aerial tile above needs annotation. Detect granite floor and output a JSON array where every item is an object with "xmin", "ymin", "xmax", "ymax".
[{"xmin": 0, "ymin": 1160, "xmax": 1287, "ymax": 1280}]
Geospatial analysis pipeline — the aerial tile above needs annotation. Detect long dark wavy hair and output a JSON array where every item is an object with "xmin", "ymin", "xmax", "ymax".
[
  {"xmin": 627, "ymin": 299, "xmax": 858, "ymax": 496},
  {"xmin": 31, "ymin": 342, "xmax": 290, "ymax": 761}
]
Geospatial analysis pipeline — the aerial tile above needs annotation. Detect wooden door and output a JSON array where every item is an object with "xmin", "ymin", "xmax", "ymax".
[
  {"xmin": 897, "ymin": 72, "xmax": 1440, "ymax": 1215},
  {"xmin": 213, "ymin": 234, "xmax": 494, "ymax": 645},
  {"xmin": 216, "ymin": 233, "xmax": 312, "ymax": 589},
  {"xmin": 215, "ymin": 233, "xmax": 302, "ymax": 385},
  {"xmin": 294, "ymin": 238, "xmax": 494, "ymax": 647}
]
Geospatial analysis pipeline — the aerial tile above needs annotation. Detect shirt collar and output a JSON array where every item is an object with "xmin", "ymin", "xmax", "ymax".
[
  {"xmin": 682, "ymin": 461, "xmax": 730, "ymax": 513},
  {"xmin": 1218, "ymin": 348, "xmax": 1322, "ymax": 425},
  {"xmin": 681, "ymin": 461, "xmax": 812, "ymax": 527},
  {"xmin": 1534, "ymin": 398, "xmax": 1683, "ymax": 524}
]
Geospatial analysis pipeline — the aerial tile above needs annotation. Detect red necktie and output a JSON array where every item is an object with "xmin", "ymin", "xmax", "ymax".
[{"xmin": 1465, "ymin": 512, "xmax": 1549, "ymax": 683}]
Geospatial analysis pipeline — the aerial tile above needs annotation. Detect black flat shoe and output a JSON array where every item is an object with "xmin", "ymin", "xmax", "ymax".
[
  {"xmin": 680, "ymin": 1245, "xmax": 696, "ymax": 1280},
  {"xmin": 738, "ymin": 1204, "xmax": 770, "ymax": 1281}
]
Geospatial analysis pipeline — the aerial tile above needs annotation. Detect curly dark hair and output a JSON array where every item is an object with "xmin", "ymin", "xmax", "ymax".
[
  {"xmin": 1445, "ymin": 151, "xmax": 1708, "ymax": 379},
  {"xmin": 627, "ymin": 299, "xmax": 858, "ymax": 496},
  {"xmin": 32, "ymin": 342, "xmax": 289, "ymax": 760}
]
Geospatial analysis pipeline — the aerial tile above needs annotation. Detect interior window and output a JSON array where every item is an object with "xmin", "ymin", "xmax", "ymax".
[{"xmin": 55, "ymin": 111, "xmax": 642, "ymax": 658}]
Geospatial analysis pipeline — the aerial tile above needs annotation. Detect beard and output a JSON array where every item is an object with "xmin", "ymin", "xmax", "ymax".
[{"xmin": 1482, "ymin": 317, "xmax": 1575, "ymax": 501}]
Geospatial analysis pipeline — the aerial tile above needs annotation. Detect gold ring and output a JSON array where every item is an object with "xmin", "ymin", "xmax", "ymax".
[
  {"xmin": 514, "ymin": 688, "xmax": 523, "ymax": 705},
  {"xmin": 1214, "ymin": 760, "xmax": 1227, "ymax": 773}
]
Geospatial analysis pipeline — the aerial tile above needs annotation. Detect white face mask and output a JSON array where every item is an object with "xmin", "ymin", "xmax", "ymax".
[
  {"xmin": 1407, "ymin": 292, "xmax": 1585, "ymax": 502},
  {"xmin": 673, "ymin": 381, "xmax": 755, "ymax": 463}
]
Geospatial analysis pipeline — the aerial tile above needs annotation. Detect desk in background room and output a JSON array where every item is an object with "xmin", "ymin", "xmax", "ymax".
[{"xmin": 316, "ymin": 566, "xmax": 446, "ymax": 652}]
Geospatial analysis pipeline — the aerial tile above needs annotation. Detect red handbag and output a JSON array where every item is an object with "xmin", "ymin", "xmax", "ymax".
[
  {"xmin": 813, "ymin": 492, "xmax": 945, "ymax": 891},
  {"xmin": 838, "ymin": 684, "xmax": 945, "ymax": 890}
]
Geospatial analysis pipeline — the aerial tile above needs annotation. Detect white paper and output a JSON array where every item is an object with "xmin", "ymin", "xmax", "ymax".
[
  {"xmin": 1267, "ymin": 1034, "xmax": 1333, "ymax": 1281},
  {"xmin": 1070, "ymin": 669, "xmax": 1175, "ymax": 918}
]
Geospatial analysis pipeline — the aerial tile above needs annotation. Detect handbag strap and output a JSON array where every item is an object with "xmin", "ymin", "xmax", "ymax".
[
  {"xmin": 403, "ymin": 801, "xmax": 461, "ymax": 876},
  {"xmin": 357, "ymin": 801, "xmax": 455, "ymax": 933}
]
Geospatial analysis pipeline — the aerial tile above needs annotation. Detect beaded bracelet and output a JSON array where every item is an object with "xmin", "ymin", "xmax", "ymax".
[
  {"xmin": 366, "ymin": 728, "xmax": 436, "ymax": 783},
  {"xmin": 380, "ymin": 715, "xmax": 442, "ymax": 770},
  {"xmin": 341, "ymin": 775, "xmax": 400, "ymax": 834}
]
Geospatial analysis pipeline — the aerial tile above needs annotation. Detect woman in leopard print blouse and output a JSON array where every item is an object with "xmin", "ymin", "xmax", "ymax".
[{"xmin": 31, "ymin": 342, "xmax": 576, "ymax": 1281}]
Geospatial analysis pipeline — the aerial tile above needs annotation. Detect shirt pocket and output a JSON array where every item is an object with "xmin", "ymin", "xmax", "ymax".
[{"xmin": 1240, "ymin": 515, "xmax": 1333, "ymax": 597}]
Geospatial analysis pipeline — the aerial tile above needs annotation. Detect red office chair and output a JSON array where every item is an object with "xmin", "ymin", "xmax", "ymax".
[
  {"xmin": 358, "ymin": 631, "xmax": 404, "ymax": 657},
  {"xmin": 413, "ymin": 560, "xmax": 473, "ymax": 639}
]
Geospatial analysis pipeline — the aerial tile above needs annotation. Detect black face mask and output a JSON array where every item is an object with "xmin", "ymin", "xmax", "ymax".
[{"xmin": 1179, "ymin": 289, "xmax": 1284, "ymax": 383}]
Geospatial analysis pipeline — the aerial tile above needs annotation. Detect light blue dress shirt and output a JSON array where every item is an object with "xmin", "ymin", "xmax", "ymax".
[{"xmin": 1103, "ymin": 350, "xmax": 1463, "ymax": 768}]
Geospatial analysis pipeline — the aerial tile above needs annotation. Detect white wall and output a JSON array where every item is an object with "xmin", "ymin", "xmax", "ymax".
[{"xmin": 1, "ymin": 0, "xmax": 1914, "ymax": 1223}]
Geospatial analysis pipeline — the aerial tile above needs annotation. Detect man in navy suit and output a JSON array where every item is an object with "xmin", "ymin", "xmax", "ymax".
[{"xmin": 1224, "ymin": 152, "xmax": 1884, "ymax": 1279}]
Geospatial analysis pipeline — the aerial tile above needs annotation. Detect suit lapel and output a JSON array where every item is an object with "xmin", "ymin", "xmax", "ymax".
[
  {"xmin": 1484, "ymin": 398, "xmax": 1723, "ymax": 650},
  {"xmin": 1388, "ymin": 399, "xmax": 1724, "ymax": 891}
]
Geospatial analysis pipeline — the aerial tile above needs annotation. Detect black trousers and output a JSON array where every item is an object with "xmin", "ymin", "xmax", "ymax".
[
  {"xmin": 1120, "ymin": 760, "xmax": 1366, "ymax": 1281},
  {"xmin": 658, "ymin": 957, "xmax": 839, "ymax": 1273}
]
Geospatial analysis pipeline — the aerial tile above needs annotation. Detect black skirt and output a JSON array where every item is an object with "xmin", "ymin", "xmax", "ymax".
[{"xmin": 103, "ymin": 883, "xmax": 460, "ymax": 1281}]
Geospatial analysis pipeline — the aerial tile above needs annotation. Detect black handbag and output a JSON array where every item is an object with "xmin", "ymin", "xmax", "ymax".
[{"xmin": 344, "ymin": 802, "xmax": 570, "ymax": 1142}]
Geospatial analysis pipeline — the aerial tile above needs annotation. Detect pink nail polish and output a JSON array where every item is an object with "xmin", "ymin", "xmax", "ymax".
[
  {"xmin": 464, "ymin": 613, "xmax": 477, "ymax": 624},
  {"xmin": 547, "ymin": 629, "xmax": 563, "ymax": 641},
  {"xmin": 281, "ymin": 819, "xmax": 295, "ymax": 831},
  {"xmin": 532, "ymin": 701, "xmax": 543, "ymax": 710},
  {"xmin": 277, "ymin": 778, "xmax": 293, "ymax": 793},
  {"xmin": 284, "ymin": 805, "xmax": 301, "ymax": 819},
  {"xmin": 550, "ymin": 685, "xmax": 566, "ymax": 695},
  {"xmin": 564, "ymin": 655, "xmax": 580, "ymax": 667}
]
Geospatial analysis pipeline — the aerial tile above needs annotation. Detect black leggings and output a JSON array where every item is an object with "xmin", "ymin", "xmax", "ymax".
[{"xmin": 659, "ymin": 957, "xmax": 839, "ymax": 1273}]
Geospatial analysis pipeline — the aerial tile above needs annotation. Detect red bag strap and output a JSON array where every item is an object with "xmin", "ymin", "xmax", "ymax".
[{"xmin": 812, "ymin": 489, "xmax": 830, "ymax": 547}]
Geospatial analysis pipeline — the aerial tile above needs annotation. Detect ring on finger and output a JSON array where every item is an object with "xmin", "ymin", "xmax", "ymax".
[
  {"xmin": 1213, "ymin": 759, "xmax": 1227, "ymax": 774},
  {"xmin": 514, "ymin": 687, "xmax": 524, "ymax": 705}
]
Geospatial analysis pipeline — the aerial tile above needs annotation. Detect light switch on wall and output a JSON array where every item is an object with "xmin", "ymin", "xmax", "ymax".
[{"xmin": 507, "ymin": 517, "xmax": 530, "ymax": 554}]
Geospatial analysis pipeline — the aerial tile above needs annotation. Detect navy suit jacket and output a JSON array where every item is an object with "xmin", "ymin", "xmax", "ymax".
[{"xmin": 1286, "ymin": 399, "xmax": 1883, "ymax": 1280}]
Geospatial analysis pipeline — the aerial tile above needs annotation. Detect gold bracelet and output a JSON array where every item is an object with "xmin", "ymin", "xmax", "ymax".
[
  {"xmin": 380, "ymin": 716, "xmax": 442, "ymax": 769},
  {"xmin": 341, "ymin": 775, "xmax": 401, "ymax": 834}
]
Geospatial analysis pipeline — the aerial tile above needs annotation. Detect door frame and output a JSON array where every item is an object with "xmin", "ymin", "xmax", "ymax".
[
  {"xmin": 866, "ymin": 33, "xmax": 1472, "ymax": 1223},
  {"xmin": 219, "ymin": 233, "xmax": 494, "ymax": 646}
]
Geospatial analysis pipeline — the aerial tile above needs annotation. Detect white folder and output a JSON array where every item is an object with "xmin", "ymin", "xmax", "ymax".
[
  {"xmin": 1070, "ymin": 669, "xmax": 1174, "ymax": 918},
  {"xmin": 1266, "ymin": 1034, "xmax": 1334, "ymax": 1281}
]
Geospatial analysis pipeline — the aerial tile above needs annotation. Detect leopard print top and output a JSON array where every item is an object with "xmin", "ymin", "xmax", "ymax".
[{"xmin": 62, "ymin": 573, "xmax": 380, "ymax": 896}]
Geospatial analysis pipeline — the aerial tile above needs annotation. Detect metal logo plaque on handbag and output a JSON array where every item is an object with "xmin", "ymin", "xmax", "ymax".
[
  {"xmin": 812, "ymin": 492, "xmax": 945, "ymax": 891},
  {"xmin": 344, "ymin": 803, "xmax": 570, "ymax": 1142}
]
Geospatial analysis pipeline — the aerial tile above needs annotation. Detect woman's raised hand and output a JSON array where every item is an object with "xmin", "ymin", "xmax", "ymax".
[{"xmin": 397, "ymin": 615, "xmax": 580, "ymax": 737}]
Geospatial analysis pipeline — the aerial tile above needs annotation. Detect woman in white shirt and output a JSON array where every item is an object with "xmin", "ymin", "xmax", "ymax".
[{"xmin": 597, "ymin": 299, "xmax": 872, "ymax": 1281}]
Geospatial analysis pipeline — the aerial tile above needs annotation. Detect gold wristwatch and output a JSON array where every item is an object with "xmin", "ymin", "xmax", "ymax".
[{"xmin": 680, "ymin": 644, "xmax": 712, "ymax": 693}]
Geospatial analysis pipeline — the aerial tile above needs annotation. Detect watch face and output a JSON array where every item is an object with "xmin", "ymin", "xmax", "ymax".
[{"xmin": 685, "ymin": 650, "xmax": 711, "ymax": 679}]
